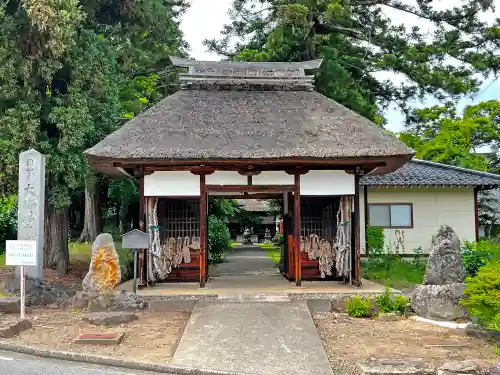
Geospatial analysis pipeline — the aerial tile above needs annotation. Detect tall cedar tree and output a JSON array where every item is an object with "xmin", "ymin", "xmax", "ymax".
[{"xmin": 0, "ymin": 0, "xmax": 187, "ymax": 272}]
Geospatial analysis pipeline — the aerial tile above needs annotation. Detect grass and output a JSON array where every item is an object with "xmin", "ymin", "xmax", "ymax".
[
  {"xmin": 361, "ymin": 257, "xmax": 426, "ymax": 289},
  {"xmin": 69, "ymin": 240, "xmax": 133, "ymax": 279},
  {"xmin": 0, "ymin": 252, "xmax": 5, "ymax": 267},
  {"xmin": 230, "ymin": 242, "xmax": 240, "ymax": 248},
  {"xmin": 258, "ymin": 243, "xmax": 281, "ymax": 263}
]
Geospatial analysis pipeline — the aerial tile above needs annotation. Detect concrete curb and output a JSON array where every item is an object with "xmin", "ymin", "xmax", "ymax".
[{"xmin": 0, "ymin": 342, "xmax": 254, "ymax": 375}]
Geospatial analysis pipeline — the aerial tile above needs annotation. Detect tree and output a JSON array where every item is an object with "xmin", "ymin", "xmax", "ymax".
[
  {"xmin": 0, "ymin": 0, "xmax": 188, "ymax": 272},
  {"xmin": 205, "ymin": 0, "xmax": 500, "ymax": 122},
  {"xmin": 399, "ymin": 100, "xmax": 500, "ymax": 169}
]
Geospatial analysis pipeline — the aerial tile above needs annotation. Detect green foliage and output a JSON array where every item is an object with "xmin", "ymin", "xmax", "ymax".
[
  {"xmin": 208, "ymin": 215, "xmax": 231, "ymax": 264},
  {"xmin": 362, "ymin": 246, "xmax": 426, "ymax": 289},
  {"xmin": 204, "ymin": 0, "xmax": 500, "ymax": 122},
  {"xmin": 0, "ymin": 196, "xmax": 17, "ymax": 253},
  {"xmin": 345, "ymin": 296, "xmax": 371, "ymax": 317},
  {"xmin": 461, "ymin": 240, "xmax": 500, "ymax": 278},
  {"xmin": 366, "ymin": 227, "xmax": 384, "ymax": 253},
  {"xmin": 400, "ymin": 101, "xmax": 500, "ymax": 169},
  {"xmin": 209, "ymin": 200, "xmax": 242, "ymax": 220},
  {"xmin": 462, "ymin": 262, "xmax": 500, "ymax": 331},
  {"xmin": 375, "ymin": 281, "xmax": 410, "ymax": 314}
]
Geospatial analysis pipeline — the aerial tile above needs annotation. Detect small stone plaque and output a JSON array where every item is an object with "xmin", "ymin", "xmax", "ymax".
[{"xmin": 74, "ymin": 332, "xmax": 124, "ymax": 345}]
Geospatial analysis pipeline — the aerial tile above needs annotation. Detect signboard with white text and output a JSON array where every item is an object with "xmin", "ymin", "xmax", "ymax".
[{"xmin": 6, "ymin": 240, "xmax": 37, "ymax": 266}]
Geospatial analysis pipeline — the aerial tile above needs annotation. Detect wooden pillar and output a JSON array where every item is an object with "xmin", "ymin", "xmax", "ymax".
[
  {"xmin": 138, "ymin": 167, "xmax": 146, "ymax": 287},
  {"xmin": 199, "ymin": 173, "xmax": 208, "ymax": 288},
  {"xmin": 294, "ymin": 172, "xmax": 302, "ymax": 286},
  {"xmin": 353, "ymin": 169, "xmax": 362, "ymax": 287},
  {"xmin": 474, "ymin": 186, "xmax": 479, "ymax": 241},
  {"xmin": 363, "ymin": 185, "xmax": 369, "ymax": 256}
]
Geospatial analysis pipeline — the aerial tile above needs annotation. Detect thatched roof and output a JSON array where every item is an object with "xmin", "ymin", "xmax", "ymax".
[
  {"xmin": 236, "ymin": 199, "xmax": 272, "ymax": 212},
  {"xmin": 85, "ymin": 57, "xmax": 413, "ymax": 175}
]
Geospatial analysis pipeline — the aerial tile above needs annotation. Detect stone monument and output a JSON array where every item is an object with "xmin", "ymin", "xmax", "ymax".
[
  {"xmin": 16, "ymin": 149, "xmax": 45, "ymax": 280},
  {"xmin": 264, "ymin": 228, "xmax": 272, "ymax": 244},
  {"xmin": 83, "ymin": 233, "xmax": 121, "ymax": 293},
  {"xmin": 411, "ymin": 225, "xmax": 467, "ymax": 320}
]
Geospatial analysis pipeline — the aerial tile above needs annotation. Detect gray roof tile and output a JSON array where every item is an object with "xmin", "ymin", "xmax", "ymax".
[{"xmin": 361, "ymin": 159, "xmax": 500, "ymax": 187}]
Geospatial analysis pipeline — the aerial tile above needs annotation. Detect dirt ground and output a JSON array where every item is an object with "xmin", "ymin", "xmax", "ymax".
[
  {"xmin": 314, "ymin": 312, "xmax": 499, "ymax": 375},
  {"xmin": 0, "ymin": 308, "xmax": 190, "ymax": 363}
]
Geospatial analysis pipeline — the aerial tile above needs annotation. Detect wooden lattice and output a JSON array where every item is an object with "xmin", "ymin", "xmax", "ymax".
[
  {"xmin": 158, "ymin": 199, "xmax": 200, "ymax": 241},
  {"xmin": 300, "ymin": 197, "xmax": 339, "ymax": 240}
]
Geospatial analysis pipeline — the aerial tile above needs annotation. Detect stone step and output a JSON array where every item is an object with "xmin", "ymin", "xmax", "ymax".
[{"xmin": 218, "ymin": 293, "xmax": 291, "ymax": 302}]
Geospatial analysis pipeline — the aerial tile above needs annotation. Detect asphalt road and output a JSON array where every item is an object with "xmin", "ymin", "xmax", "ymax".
[{"xmin": 0, "ymin": 350, "xmax": 167, "ymax": 375}]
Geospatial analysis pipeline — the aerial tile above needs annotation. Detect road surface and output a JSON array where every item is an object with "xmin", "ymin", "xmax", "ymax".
[{"xmin": 0, "ymin": 350, "xmax": 167, "ymax": 375}]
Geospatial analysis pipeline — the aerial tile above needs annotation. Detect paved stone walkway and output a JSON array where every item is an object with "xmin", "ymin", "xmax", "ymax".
[
  {"xmin": 171, "ymin": 301, "xmax": 334, "ymax": 375},
  {"xmin": 210, "ymin": 244, "xmax": 279, "ymax": 276}
]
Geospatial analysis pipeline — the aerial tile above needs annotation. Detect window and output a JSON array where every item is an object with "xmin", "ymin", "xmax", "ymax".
[{"xmin": 368, "ymin": 203, "xmax": 413, "ymax": 228}]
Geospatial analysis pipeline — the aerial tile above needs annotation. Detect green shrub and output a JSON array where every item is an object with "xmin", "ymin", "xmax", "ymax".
[
  {"xmin": 0, "ymin": 196, "xmax": 17, "ymax": 253},
  {"xmin": 345, "ymin": 296, "xmax": 371, "ymax": 317},
  {"xmin": 208, "ymin": 215, "xmax": 231, "ymax": 264},
  {"xmin": 375, "ymin": 282, "xmax": 411, "ymax": 314},
  {"xmin": 462, "ymin": 261, "xmax": 500, "ymax": 331},
  {"xmin": 461, "ymin": 241, "xmax": 500, "ymax": 277},
  {"xmin": 366, "ymin": 227, "xmax": 384, "ymax": 253}
]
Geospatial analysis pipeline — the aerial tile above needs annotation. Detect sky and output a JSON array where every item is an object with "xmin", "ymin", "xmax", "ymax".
[{"xmin": 180, "ymin": 0, "xmax": 500, "ymax": 132}]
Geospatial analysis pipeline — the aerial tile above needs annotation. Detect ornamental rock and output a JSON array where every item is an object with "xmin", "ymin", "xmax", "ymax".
[
  {"xmin": 82, "ymin": 233, "xmax": 121, "ymax": 294},
  {"xmin": 423, "ymin": 225, "xmax": 465, "ymax": 285}
]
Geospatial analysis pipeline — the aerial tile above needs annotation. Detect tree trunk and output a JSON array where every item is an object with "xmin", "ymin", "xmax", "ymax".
[
  {"xmin": 78, "ymin": 176, "xmax": 102, "ymax": 243},
  {"xmin": 119, "ymin": 194, "xmax": 129, "ymax": 234},
  {"xmin": 46, "ymin": 205, "xmax": 69, "ymax": 274}
]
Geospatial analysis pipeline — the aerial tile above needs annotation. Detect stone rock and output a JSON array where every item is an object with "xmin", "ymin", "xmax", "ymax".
[
  {"xmin": 465, "ymin": 325, "xmax": 500, "ymax": 344},
  {"xmin": 82, "ymin": 311, "xmax": 138, "ymax": 326},
  {"xmin": 0, "ymin": 298, "xmax": 20, "ymax": 313},
  {"xmin": 82, "ymin": 233, "xmax": 121, "ymax": 293},
  {"xmin": 424, "ymin": 225, "xmax": 465, "ymax": 285},
  {"xmin": 489, "ymin": 363, "xmax": 500, "ymax": 375},
  {"xmin": 0, "ymin": 276, "xmax": 75, "ymax": 307},
  {"xmin": 410, "ymin": 283, "xmax": 467, "ymax": 320},
  {"xmin": 377, "ymin": 312, "xmax": 404, "ymax": 322},
  {"xmin": 87, "ymin": 291, "xmax": 148, "ymax": 312},
  {"xmin": 307, "ymin": 299, "xmax": 332, "ymax": 314},
  {"xmin": 437, "ymin": 361, "xmax": 481, "ymax": 375},
  {"xmin": 358, "ymin": 358, "xmax": 434, "ymax": 375},
  {"xmin": 0, "ymin": 319, "xmax": 32, "ymax": 338}
]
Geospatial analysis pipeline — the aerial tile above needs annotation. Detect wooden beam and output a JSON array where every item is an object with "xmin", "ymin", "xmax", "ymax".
[
  {"xmin": 200, "ymin": 174, "xmax": 207, "ymax": 288},
  {"xmin": 354, "ymin": 169, "xmax": 362, "ymax": 287},
  {"xmin": 474, "ymin": 187, "xmax": 479, "ymax": 241},
  {"xmin": 206, "ymin": 185, "xmax": 295, "ymax": 193},
  {"xmin": 285, "ymin": 167, "xmax": 309, "ymax": 175},
  {"xmin": 138, "ymin": 167, "xmax": 146, "ymax": 288},
  {"xmin": 294, "ymin": 173, "xmax": 302, "ymax": 287},
  {"xmin": 363, "ymin": 185, "xmax": 369, "ymax": 256},
  {"xmin": 112, "ymin": 156, "xmax": 393, "ymax": 168}
]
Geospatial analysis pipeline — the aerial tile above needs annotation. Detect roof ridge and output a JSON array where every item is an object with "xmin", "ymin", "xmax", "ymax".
[{"xmin": 412, "ymin": 159, "xmax": 500, "ymax": 181}]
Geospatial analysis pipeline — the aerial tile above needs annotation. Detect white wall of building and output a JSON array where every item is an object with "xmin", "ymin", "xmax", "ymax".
[
  {"xmin": 360, "ymin": 187, "xmax": 476, "ymax": 254},
  {"xmin": 144, "ymin": 170, "xmax": 355, "ymax": 196}
]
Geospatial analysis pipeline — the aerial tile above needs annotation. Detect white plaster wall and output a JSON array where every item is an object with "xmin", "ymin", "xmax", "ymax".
[
  {"xmin": 145, "ymin": 170, "xmax": 355, "ymax": 196},
  {"xmin": 144, "ymin": 171, "xmax": 200, "ymax": 196},
  {"xmin": 252, "ymin": 171, "xmax": 294, "ymax": 185},
  {"xmin": 360, "ymin": 187, "xmax": 475, "ymax": 254},
  {"xmin": 301, "ymin": 170, "xmax": 354, "ymax": 196}
]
